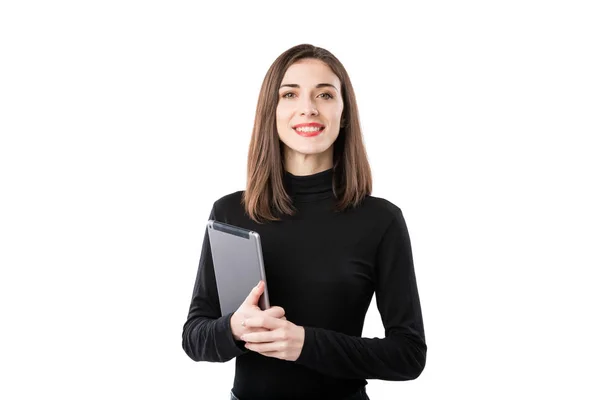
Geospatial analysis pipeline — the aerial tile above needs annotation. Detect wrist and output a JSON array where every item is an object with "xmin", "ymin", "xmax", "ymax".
[{"xmin": 230, "ymin": 312, "xmax": 242, "ymax": 341}]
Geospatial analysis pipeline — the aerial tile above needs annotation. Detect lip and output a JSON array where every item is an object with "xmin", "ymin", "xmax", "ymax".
[
  {"xmin": 295, "ymin": 128, "xmax": 324, "ymax": 137},
  {"xmin": 292, "ymin": 122, "xmax": 325, "ymax": 129},
  {"xmin": 292, "ymin": 122, "xmax": 325, "ymax": 137}
]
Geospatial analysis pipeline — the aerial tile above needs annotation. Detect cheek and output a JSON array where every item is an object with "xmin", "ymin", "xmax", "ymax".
[
  {"xmin": 324, "ymin": 104, "xmax": 343, "ymax": 124},
  {"xmin": 276, "ymin": 107, "xmax": 293, "ymax": 137},
  {"xmin": 276, "ymin": 108, "xmax": 290, "ymax": 127}
]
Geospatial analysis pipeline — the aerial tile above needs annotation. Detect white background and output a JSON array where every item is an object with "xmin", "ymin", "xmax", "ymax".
[{"xmin": 1, "ymin": 1, "xmax": 599, "ymax": 399}]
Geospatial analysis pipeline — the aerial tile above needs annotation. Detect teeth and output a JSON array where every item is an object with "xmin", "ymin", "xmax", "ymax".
[{"xmin": 295, "ymin": 126, "xmax": 323, "ymax": 132}]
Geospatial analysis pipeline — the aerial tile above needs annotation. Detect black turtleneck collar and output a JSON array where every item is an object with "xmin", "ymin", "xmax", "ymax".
[{"xmin": 283, "ymin": 167, "xmax": 334, "ymax": 201}]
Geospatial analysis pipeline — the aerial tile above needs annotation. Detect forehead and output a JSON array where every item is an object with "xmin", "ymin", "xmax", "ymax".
[{"xmin": 281, "ymin": 59, "xmax": 341, "ymax": 87}]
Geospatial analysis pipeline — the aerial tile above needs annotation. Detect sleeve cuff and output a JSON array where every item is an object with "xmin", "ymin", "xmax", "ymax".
[
  {"xmin": 216, "ymin": 312, "xmax": 249, "ymax": 359},
  {"xmin": 295, "ymin": 326, "xmax": 316, "ymax": 365}
]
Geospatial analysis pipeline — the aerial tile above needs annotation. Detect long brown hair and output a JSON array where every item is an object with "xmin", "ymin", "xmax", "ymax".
[{"xmin": 242, "ymin": 44, "xmax": 372, "ymax": 223}]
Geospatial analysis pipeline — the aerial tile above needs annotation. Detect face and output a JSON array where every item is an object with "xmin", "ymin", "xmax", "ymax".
[{"xmin": 276, "ymin": 58, "xmax": 344, "ymax": 165}]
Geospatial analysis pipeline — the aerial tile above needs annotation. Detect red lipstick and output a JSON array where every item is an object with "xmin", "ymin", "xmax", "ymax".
[{"xmin": 293, "ymin": 122, "xmax": 325, "ymax": 137}]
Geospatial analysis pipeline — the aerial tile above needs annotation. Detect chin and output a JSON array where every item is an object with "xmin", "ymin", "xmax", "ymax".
[
  {"xmin": 280, "ymin": 133, "xmax": 337, "ymax": 156},
  {"xmin": 284, "ymin": 140, "xmax": 334, "ymax": 156},
  {"xmin": 292, "ymin": 148, "xmax": 329, "ymax": 156}
]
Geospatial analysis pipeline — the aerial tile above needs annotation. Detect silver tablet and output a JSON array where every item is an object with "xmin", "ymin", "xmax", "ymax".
[{"xmin": 206, "ymin": 220, "xmax": 270, "ymax": 316}]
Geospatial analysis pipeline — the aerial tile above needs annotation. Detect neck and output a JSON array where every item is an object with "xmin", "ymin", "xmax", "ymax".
[
  {"xmin": 282, "ymin": 147, "xmax": 333, "ymax": 176},
  {"xmin": 283, "ymin": 167, "xmax": 334, "ymax": 202}
]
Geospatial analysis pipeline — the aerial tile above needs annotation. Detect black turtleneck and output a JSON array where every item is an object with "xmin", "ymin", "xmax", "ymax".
[
  {"xmin": 182, "ymin": 168, "xmax": 426, "ymax": 400},
  {"xmin": 283, "ymin": 168, "xmax": 335, "ymax": 202}
]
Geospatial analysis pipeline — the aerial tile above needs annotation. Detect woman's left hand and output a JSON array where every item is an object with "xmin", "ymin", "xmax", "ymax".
[{"xmin": 240, "ymin": 315, "xmax": 305, "ymax": 361}]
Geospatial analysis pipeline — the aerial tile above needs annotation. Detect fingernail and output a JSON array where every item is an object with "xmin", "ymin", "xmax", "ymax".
[{"xmin": 240, "ymin": 335, "xmax": 245, "ymax": 341}]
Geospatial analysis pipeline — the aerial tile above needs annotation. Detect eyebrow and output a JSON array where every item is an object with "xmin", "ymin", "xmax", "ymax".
[{"xmin": 279, "ymin": 83, "xmax": 339, "ymax": 92}]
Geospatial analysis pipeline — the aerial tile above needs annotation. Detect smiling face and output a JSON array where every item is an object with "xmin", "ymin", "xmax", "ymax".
[{"xmin": 276, "ymin": 58, "xmax": 344, "ymax": 173}]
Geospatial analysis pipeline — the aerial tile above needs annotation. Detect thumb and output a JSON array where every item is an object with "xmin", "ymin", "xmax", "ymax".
[
  {"xmin": 242, "ymin": 280, "xmax": 264, "ymax": 306},
  {"xmin": 264, "ymin": 306, "xmax": 285, "ymax": 319}
]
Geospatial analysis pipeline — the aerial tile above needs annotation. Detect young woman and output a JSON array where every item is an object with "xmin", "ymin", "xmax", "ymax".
[{"xmin": 182, "ymin": 44, "xmax": 427, "ymax": 400}]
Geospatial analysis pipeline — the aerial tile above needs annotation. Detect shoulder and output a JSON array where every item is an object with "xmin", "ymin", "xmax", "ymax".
[
  {"xmin": 211, "ymin": 190, "xmax": 244, "ymax": 214},
  {"xmin": 209, "ymin": 190, "xmax": 248, "ymax": 223},
  {"xmin": 360, "ymin": 196, "xmax": 412, "ymax": 246},
  {"xmin": 360, "ymin": 195, "xmax": 405, "ymax": 222},
  {"xmin": 212, "ymin": 190, "xmax": 244, "ymax": 209}
]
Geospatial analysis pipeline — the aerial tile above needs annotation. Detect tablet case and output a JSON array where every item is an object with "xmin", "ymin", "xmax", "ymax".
[{"xmin": 206, "ymin": 220, "xmax": 270, "ymax": 315}]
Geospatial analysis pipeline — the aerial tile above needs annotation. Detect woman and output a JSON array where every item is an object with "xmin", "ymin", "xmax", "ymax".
[{"xmin": 182, "ymin": 43, "xmax": 427, "ymax": 400}]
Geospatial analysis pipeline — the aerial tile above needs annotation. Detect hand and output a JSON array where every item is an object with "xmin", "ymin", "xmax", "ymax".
[
  {"xmin": 230, "ymin": 280, "xmax": 286, "ymax": 341},
  {"xmin": 240, "ymin": 315, "xmax": 305, "ymax": 361}
]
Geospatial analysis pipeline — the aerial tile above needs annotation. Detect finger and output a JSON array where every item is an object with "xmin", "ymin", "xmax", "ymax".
[
  {"xmin": 244, "ymin": 327, "xmax": 270, "ymax": 334},
  {"xmin": 242, "ymin": 315, "xmax": 286, "ymax": 330},
  {"xmin": 245, "ymin": 341, "xmax": 285, "ymax": 353},
  {"xmin": 242, "ymin": 281, "xmax": 264, "ymax": 306},
  {"xmin": 264, "ymin": 306, "xmax": 285, "ymax": 319},
  {"xmin": 241, "ymin": 330, "xmax": 278, "ymax": 343}
]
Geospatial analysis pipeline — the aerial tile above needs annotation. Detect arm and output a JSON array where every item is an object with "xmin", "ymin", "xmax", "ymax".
[
  {"xmin": 181, "ymin": 205, "xmax": 248, "ymax": 362},
  {"xmin": 294, "ymin": 207, "xmax": 427, "ymax": 380}
]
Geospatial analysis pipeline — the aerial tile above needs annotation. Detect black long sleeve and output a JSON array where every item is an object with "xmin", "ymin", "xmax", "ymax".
[
  {"xmin": 182, "ymin": 168, "xmax": 426, "ymax": 399},
  {"xmin": 181, "ymin": 205, "xmax": 249, "ymax": 362},
  {"xmin": 294, "ymin": 208, "xmax": 426, "ymax": 380}
]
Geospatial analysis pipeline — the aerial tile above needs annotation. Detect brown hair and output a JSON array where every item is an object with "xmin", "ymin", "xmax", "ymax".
[{"xmin": 242, "ymin": 44, "xmax": 372, "ymax": 223}]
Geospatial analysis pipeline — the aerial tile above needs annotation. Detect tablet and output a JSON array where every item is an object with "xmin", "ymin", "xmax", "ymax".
[{"xmin": 206, "ymin": 220, "xmax": 270, "ymax": 316}]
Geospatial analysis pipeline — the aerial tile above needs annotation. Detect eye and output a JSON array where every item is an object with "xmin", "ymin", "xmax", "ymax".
[{"xmin": 281, "ymin": 92, "xmax": 334, "ymax": 99}]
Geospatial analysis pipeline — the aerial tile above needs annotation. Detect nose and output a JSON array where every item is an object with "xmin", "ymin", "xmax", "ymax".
[{"xmin": 299, "ymin": 96, "xmax": 318, "ymax": 116}]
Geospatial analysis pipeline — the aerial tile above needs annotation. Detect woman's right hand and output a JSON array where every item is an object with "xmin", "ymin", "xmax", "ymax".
[{"xmin": 230, "ymin": 280, "xmax": 285, "ymax": 341}]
